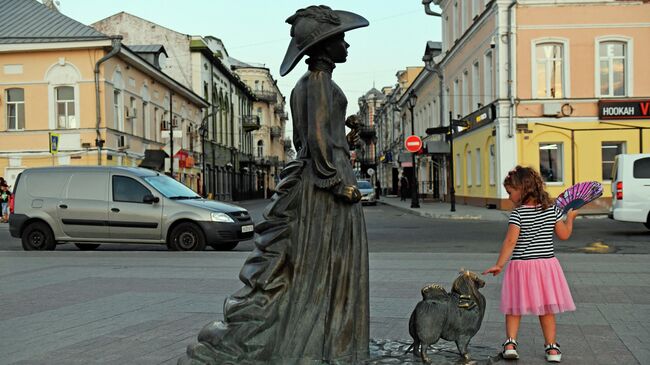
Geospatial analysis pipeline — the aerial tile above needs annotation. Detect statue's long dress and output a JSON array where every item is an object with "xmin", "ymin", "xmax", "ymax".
[{"xmin": 180, "ymin": 59, "xmax": 369, "ymax": 365}]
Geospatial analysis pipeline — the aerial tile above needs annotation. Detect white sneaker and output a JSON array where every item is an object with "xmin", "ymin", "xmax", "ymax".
[
  {"xmin": 502, "ymin": 338, "xmax": 519, "ymax": 360},
  {"xmin": 545, "ymin": 343, "xmax": 562, "ymax": 363}
]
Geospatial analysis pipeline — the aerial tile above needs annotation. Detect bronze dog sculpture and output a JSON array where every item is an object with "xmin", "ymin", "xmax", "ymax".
[{"xmin": 406, "ymin": 270, "xmax": 486, "ymax": 363}]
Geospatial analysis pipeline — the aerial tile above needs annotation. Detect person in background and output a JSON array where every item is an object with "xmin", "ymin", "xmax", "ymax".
[{"xmin": 1, "ymin": 183, "xmax": 11, "ymax": 223}]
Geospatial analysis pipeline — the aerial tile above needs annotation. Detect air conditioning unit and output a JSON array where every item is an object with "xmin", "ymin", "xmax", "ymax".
[
  {"xmin": 542, "ymin": 102, "xmax": 562, "ymax": 117},
  {"xmin": 125, "ymin": 107, "xmax": 137, "ymax": 119}
]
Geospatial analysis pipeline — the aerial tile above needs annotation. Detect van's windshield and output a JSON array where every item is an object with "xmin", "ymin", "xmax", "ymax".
[{"xmin": 143, "ymin": 175, "xmax": 201, "ymax": 200}]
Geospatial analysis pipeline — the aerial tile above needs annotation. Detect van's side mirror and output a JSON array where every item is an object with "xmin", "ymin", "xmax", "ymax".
[{"xmin": 143, "ymin": 194, "xmax": 159, "ymax": 204}]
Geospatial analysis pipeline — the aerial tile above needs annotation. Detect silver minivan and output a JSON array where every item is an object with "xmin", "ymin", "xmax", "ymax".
[{"xmin": 9, "ymin": 166, "xmax": 254, "ymax": 251}]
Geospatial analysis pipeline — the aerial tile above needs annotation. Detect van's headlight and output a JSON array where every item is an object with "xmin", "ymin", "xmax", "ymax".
[{"xmin": 211, "ymin": 212, "xmax": 234, "ymax": 223}]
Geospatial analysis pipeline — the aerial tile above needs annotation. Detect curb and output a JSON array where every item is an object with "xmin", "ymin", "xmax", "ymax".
[{"xmin": 377, "ymin": 201, "xmax": 505, "ymax": 221}]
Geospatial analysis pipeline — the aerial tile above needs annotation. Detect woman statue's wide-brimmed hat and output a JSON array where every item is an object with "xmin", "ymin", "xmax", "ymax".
[{"xmin": 280, "ymin": 5, "xmax": 369, "ymax": 76}]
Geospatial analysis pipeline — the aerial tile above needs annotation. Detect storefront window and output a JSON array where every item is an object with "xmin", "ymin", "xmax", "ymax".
[
  {"xmin": 466, "ymin": 150, "xmax": 472, "ymax": 187},
  {"xmin": 601, "ymin": 142, "xmax": 624, "ymax": 180},
  {"xmin": 539, "ymin": 143, "xmax": 563, "ymax": 183}
]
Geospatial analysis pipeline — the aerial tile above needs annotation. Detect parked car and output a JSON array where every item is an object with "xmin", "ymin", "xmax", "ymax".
[
  {"xmin": 609, "ymin": 153, "xmax": 650, "ymax": 230},
  {"xmin": 357, "ymin": 180, "xmax": 376, "ymax": 206},
  {"xmin": 9, "ymin": 166, "xmax": 254, "ymax": 251}
]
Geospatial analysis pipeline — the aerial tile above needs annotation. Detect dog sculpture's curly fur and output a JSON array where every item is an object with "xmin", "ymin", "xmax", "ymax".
[{"xmin": 406, "ymin": 270, "xmax": 486, "ymax": 363}]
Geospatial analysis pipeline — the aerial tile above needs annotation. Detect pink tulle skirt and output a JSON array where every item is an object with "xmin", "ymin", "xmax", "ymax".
[{"xmin": 500, "ymin": 257, "xmax": 576, "ymax": 315}]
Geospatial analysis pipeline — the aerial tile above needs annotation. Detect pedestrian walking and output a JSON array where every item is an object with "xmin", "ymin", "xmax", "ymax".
[
  {"xmin": 399, "ymin": 175, "xmax": 409, "ymax": 201},
  {"xmin": 375, "ymin": 179, "xmax": 381, "ymax": 201},
  {"xmin": 1, "ymin": 183, "xmax": 11, "ymax": 223},
  {"xmin": 483, "ymin": 166, "xmax": 578, "ymax": 363}
]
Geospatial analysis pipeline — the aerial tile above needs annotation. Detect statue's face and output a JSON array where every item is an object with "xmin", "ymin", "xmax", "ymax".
[{"xmin": 322, "ymin": 33, "xmax": 349, "ymax": 63}]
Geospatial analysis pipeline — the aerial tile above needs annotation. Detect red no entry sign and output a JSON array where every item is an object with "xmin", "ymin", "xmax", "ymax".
[{"xmin": 405, "ymin": 135, "xmax": 422, "ymax": 152}]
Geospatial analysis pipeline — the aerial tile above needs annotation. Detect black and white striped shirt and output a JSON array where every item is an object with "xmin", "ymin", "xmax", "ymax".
[{"xmin": 509, "ymin": 205, "xmax": 563, "ymax": 260}]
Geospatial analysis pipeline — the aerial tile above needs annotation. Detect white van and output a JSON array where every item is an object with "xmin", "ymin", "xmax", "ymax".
[
  {"xmin": 9, "ymin": 166, "xmax": 254, "ymax": 251},
  {"xmin": 609, "ymin": 153, "xmax": 650, "ymax": 230}
]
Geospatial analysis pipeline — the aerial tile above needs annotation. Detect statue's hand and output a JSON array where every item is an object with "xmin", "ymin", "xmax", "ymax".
[
  {"xmin": 334, "ymin": 184, "xmax": 361, "ymax": 204},
  {"xmin": 345, "ymin": 115, "xmax": 360, "ymax": 129},
  {"xmin": 346, "ymin": 129, "xmax": 360, "ymax": 148}
]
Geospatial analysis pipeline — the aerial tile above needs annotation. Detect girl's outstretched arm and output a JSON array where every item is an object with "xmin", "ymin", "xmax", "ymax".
[
  {"xmin": 555, "ymin": 209, "xmax": 578, "ymax": 240},
  {"xmin": 483, "ymin": 223, "xmax": 520, "ymax": 276}
]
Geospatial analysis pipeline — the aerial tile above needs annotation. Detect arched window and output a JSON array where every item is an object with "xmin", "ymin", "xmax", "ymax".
[
  {"xmin": 598, "ymin": 40, "xmax": 628, "ymax": 97},
  {"xmin": 5, "ymin": 88, "xmax": 25, "ymax": 130},
  {"xmin": 257, "ymin": 140, "xmax": 264, "ymax": 157},
  {"xmin": 55, "ymin": 86, "xmax": 76, "ymax": 128}
]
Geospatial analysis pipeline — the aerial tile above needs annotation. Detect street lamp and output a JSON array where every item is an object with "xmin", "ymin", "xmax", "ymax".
[{"xmin": 406, "ymin": 90, "xmax": 420, "ymax": 209}]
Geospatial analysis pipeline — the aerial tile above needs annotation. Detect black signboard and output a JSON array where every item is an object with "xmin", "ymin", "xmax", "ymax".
[{"xmin": 599, "ymin": 99, "xmax": 650, "ymax": 120}]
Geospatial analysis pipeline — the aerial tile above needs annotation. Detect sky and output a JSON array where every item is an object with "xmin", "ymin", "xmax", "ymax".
[{"xmin": 58, "ymin": 0, "xmax": 442, "ymax": 120}]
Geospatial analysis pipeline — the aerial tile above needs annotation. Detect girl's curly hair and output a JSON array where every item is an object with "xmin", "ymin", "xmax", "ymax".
[{"xmin": 503, "ymin": 166, "xmax": 552, "ymax": 209}]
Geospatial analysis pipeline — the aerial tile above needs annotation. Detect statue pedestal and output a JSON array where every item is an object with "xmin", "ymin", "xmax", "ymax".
[{"xmin": 367, "ymin": 339, "xmax": 498, "ymax": 365}]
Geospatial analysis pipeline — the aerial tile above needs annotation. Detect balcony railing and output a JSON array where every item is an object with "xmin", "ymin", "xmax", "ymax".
[
  {"xmin": 283, "ymin": 138, "xmax": 293, "ymax": 150},
  {"xmin": 270, "ymin": 126, "xmax": 282, "ymax": 139},
  {"xmin": 359, "ymin": 124, "xmax": 377, "ymax": 140},
  {"xmin": 254, "ymin": 90, "xmax": 277, "ymax": 103},
  {"xmin": 242, "ymin": 115, "xmax": 261, "ymax": 132}
]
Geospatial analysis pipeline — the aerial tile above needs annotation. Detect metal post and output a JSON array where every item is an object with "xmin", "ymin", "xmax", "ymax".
[
  {"xmin": 169, "ymin": 93, "xmax": 174, "ymax": 177},
  {"xmin": 410, "ymin": 104, "xmax": 420, "ymax": 208},
  {"xmin": 449, "ymin": 111, "xmax": 456, "ymax": 212}
]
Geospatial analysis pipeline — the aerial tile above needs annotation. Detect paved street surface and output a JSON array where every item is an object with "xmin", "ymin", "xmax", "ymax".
[{"xmin": 0, "ymin": 199, "xmax": 648, "ymax": 364}]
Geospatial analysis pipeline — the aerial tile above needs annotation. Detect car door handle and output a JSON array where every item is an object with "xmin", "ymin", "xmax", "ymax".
[
  {"xmin": 111, "ymin": 208, "xmax": 120, "ymax": 213},
  {"xmin": 59, "ymin": 204, "xmax": 68, "ymax": 209}
]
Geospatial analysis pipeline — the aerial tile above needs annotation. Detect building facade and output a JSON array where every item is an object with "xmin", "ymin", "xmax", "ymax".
[
  {"xmin": 426, "ymin": 0, "xmax": 650, "ymax": 210},
  {"xmin": 231, "ymin": 62, "xmax": 290, "ymax": 196},
  {"xmin": 0, "ymin": 0, "xmax": 208, "ymax": 188},
  {"xmin": 92, "ymin": 12, "xmax": 258, "ymax": 201},
  {"xmin": 356, "ymin": 88, "xmax": 385, "ymax": 179}
]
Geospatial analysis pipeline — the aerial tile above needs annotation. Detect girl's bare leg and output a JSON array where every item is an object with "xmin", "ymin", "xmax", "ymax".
[
  {"xmin": 539, "ymin": 314, "xmax": 559, "ymax": 355},
  {"xmin": 505, "ymin": 315, "xmax": 521, "ymax": 350}
]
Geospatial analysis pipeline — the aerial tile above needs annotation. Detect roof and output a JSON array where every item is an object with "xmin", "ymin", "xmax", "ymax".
[
  {"xmin": 0, "ymin": 0, "xmax": 109, "ymax": 44},
  {"xmin": 361, "ymin": 87, "xmax": 386, "ymax": 101},
  {"xmin": 129, "ymin": 44, "xmax": 168, "ymax": 56}
]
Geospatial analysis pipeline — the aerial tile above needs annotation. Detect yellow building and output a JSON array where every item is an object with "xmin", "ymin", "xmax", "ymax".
[
  {"xmin": 430, "ymin": 0, "xmax": 650, "ymax": 210},
  {"xmin": 0, "ymin": 0, "xmax": 208, "ymax": 188}
]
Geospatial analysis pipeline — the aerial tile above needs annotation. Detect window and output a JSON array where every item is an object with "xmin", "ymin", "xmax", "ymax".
[
  {"xmin": 484, "ymin": 51, "xmax": 493, "ymax": 105},
  {"xmin": 143, "ymin": 101, "xmax": 149, "ymax": 139},
  {"xmin": 633, "ymin": 157, "xmax": 650, "ymax": 178},
  {"xmin": 113, "ymin": 90, "xmax": 121, "ymax": 130},
  {"xmin": 475, "ymin": 148, "xmax": 481, "ymax": 186},
  {"xmin": 55, "ymin": 86, "xmax": 75, "ymax": 128},
  {"xmin": 153, "ymin": 107, "xmax": 159, "ymax": 142},
  {"xmin": 6, "ymin": 88, "xmax": 25, "ymax": 130},
  {"xmin": 466, "ymin": 150, "xmax": 472, "ymax": 186},
  {"xmin": 455, "ymin": 154, "xmax": 461, "ymax": 186},
  {"xmin": 539, "ymin": 143, "xmax": 563, "ymax": 183},
  {"xmin": 472, "ymin": 62, "xmax": 480, "ymax": 111},
  {"xmin": 112, "ymin": 175, "xmax": 152, "ymax": 203},
  {"xmin": 453, "ymin": 79, "xmax": 460, "ymax": 117},
  {"xmin": 462, "ymin": 70, "xmax": 469, "ymax": 116},
  {"xmin": 598, "ymin": 41, "xmax": 627, "ymax": 97},
  {"xmin": 257, "ymin": 140, "xmax": 264, "ymax": 157},
  {"xmin": 489, "ymin": 144, "xmax": 496, "ymax": 185},
  {"xmin": 535, "ymin": 43, "xmax": 564, "ymax": 98},
  {"xmin": 460, "ymin": 0, "xmax": 467, "ymax": 34},
  {"xmin": 452, "ymin": 2, "xmax": 457, "ymax": 42},
  {"xmin": 129, "ymin": 97, "xmax": 137, "ymax": 134},
  {"xmin": 601, "ymin": 142, "xmax": 624, "ymax": 180}
]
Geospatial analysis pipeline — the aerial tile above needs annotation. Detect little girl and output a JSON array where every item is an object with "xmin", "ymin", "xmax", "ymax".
[{"xmin": 483, "ymin": 166, "xmax": 578, "ymax": 363}]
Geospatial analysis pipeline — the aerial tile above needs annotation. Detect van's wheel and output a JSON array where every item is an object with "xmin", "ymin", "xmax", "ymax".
[
  {"xmin": 168, "ymin": 223, "xmax": 206, "ymax": 251},
  {"xmin": 210, "ymin": 241, "xmax": 239, "ymax": 251},
  {"xmin": 75, "ymin": 243, "xmax": 100, "ymax": 251},
  {"xmin": 22, "ymin": 222, "xmax": 56, "ymax": 251}
]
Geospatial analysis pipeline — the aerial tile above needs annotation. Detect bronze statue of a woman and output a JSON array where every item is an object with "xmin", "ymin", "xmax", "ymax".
[{"xmin": 179, "ymin": 6, "xmax": 370, "ymax": 365}]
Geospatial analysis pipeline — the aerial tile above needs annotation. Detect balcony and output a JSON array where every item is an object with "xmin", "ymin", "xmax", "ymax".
[
  {"xmin": 242, "ymin": 115, "xmax": 261, "ymax": 132},
  {"xmin": 283, "ymin": 138, "xmax": 293, "ymax": 150},
  {"xmin": 270, "ymin": 126, "xmax": 282, "ymax": 139},
  {"xmin": 359, "ymin": 124, "xmax": 377, "ymax": 141},
  {"xmin": 254, "ymin": 90, "xmax": 277, "ymax": 103}
]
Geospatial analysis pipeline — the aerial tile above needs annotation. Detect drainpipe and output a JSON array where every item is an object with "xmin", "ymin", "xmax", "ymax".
[
  {"xmin": 507, "ymin": 1, "xmax": 517, "ymax": 138},
  {"xmin": 94, "ymin": 36, "xmax": 122, "ymax": 165}
]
